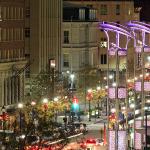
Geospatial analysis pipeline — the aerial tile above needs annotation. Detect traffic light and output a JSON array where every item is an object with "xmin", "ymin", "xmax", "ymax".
[{"xmin": 72, "ymin": 96, "xmax": 79, "ymax": 111}]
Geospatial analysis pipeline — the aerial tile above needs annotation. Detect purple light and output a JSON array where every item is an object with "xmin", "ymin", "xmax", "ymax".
[
  {"xmin": 144, "ymin": 82, "xmax": 150, "ymax": 91},
  {"xmin": 109, "ymin": 47, "xmax": 127, "ymax": 56},
  {"xmin": 144, "ymin": 46, "xmax": 150, "ymax": 52},
  {"xmin": 118, "ymin": 131, "xmax": 126, "ymax": 150},
  {"xmin": 109, "ymin": 87, "xmax": 126, "ymax": 99},
  {"xmin": 127, "ymin": 21, "xmax": 150, "ymax": 34},
  {"xmin": 135, "ymin": 81, "xmax": 150, "ymax": 91},
  {"xmin": 109, "ymin": 87, "xmax": 116, "ymax": 99},
  {"xmin": 99, "ymin": 22, "xmax": 132, "ymax": 37},
  {"xmin": 109, "ymin": 130, "xmax": 116, "ymax": 150},
  {"xmin": 118, "ymin": 88, "xmax": 126, "ymax": 99},
  {"xmin": 135, "ymin": 47, "xmax": 142, "ymax": 53},
  {"xmin": 135, "ymin": 81, "xmax": 141, "ymax": 92},
  {"xmin": 135, "ymin": 121, "xmax": 142, "ymax": 150}
]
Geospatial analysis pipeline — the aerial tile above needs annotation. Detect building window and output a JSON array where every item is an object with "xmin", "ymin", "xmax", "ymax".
[
  {"xmin": 89, "ymin": 9, "xmax": 96, "ymax": 20},
  {"xmin": 79, "ymin": 8, "xmax": 85, "ymax": 20},
  {"xmin": 26, "ymin": 7, "xmax": 30, "ymax": 18},
  {"xmin": 100, "ymin": 38, "xmax": 107, "ymax": 48},
  {"xmin": 101, "ymin": 54, "xmax": 107, "ymax": 64},
  {"xmin": 116, "ymin": 4, "xmax": 120, "ymax": 15},
  {"xmin": 25, "ymin": 28, "xmax": 30, "ymax": 37},
  {"xmin": 100, "ymin": 4, "xmax": 107, "ymax": 15},
  {"xmin": 64, "ymin": 31, "xmax": 69, "ymax": 44},
  {"xmin": 63, "ymin": 53, "xmax": 69, "ymax": 67}
]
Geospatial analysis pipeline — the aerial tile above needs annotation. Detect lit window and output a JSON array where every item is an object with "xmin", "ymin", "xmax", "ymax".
[
  {"xmin": 63, "ymin": 53, "xmax": 69, "ymax": 67},
  {"xmin": 64, "ymin": 31, "xmax": 69, "ymax": 44},
  {"xmin": 100, "ymin": 4, "xmax": 107, "ymax": 15},
  {"xmin": 89, "ymin": 9, "xmax": 96, "ymax": 20},
  {"xmin": 116, "ymin": 4, "xmax": 120, "ymax": 15},
  {"xmin": 100, "ymin": 38, "xmax": 107, "ymax": 48},
  {"xmin": 79, "ymin": 9, "xmax": 85, "ymax": 20}
]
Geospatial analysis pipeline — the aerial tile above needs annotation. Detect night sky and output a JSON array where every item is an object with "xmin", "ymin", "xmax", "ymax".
[{"xmin": 134, "ymin": 0, "xmax": 150, "ymax": 21}]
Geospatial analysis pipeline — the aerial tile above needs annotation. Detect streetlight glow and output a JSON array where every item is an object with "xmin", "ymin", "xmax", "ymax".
[
  {"xmin": 147, "ymin": 56, "xmax": 150, "ymax": 61},
  {"xmin": 109, "ymin": 75, "xmax": 113, "ymax": 79},
  {"xmin": 104, "ymin": 77, "xmax": 107, "ymax": 80},
  {"xmin": 111, "ymin": 108, "xmax": 116, "ymax": 113},
  {"xmin": 70, "ymin": 74, "xmax": 75, "ymax": 81},
  {"xmin": 130, "ymin": 103, "xmax": 135, "ymax": 108},
  {"xmin": 31, "ymin": 101, "xmax": 36, "ymax": 106},
  {"xmin": 43, "ymin": 98, "xmax": 48, "ymax": 104},
  {"xmin": 112, "ymin": 82, "xmax": 116, "ymax": 87},
  {"xmin": 88, "ymin": 89, "xmax": 92, "ymax": 93},
  {"xmin": 97, "ymin": 86, "xmax": 101, "ymax": 91},
  {"xmin": 18, "ymin": 103, "xmax": 23, "ymax": 109},
  {"xmin": 54, "ymin": 97, "xmax": 59, "ymax": 102}
]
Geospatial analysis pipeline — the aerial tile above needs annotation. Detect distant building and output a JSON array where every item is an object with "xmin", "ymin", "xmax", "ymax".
[
  {"xmin": 62, "ymin": 3, "xmax": 99, "ymax": 72},
  {"xmin": 0, "ymin": 0, "xmax": 26, "ymax": 107},
  {"xmin": 64, "ymin": 0, "xmax": 140, "ymax": 78},
  {"xmin": 25, "ymin": 0, "xmax": 62, "ymax": 76}
]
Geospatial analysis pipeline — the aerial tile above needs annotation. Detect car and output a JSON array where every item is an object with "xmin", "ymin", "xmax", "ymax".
[
  {"xmin": 74, "ymin": 123, "xmax": 88, "ymax": 133},
  {"xmin": 96, "ymin": 138, "xmax": 104, "ymax": 146}
]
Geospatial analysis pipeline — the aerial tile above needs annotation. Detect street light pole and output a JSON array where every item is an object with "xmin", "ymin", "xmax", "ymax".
[
  {"xmin": 18, "ymin": 103, "xmax": 23, "ymax": 150},
  {"xmin": 145, "ymin": 110, "xmax": 148, "ymax": 149},
  {"xmin": 1, "ymin": 106, "xmax": 6, "ymax": 146},
  {"xmin": 89, "ymin": 100, "xmax": 91, "ymax": 122}
]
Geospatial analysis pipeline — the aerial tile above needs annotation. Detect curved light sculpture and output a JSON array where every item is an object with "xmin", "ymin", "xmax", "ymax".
[
  {"xmin": 127, "ymin": 21, "xmax": 150, "ymax": 49},
  {"xmin": 99, "ymin": 21, "xmax": 133, "ymax": 55}
]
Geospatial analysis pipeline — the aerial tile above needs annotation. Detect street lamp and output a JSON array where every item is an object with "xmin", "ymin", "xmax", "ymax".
[
  {"xmin": 42, "ymin": 98, "xmax": 48, "ymax": 122},
  {"xmin": 17, "ymin": 103, "xmax": 23, "ymax": 150},
  {"xmin": 54, "ymin": 97, "xmax": 59, "ymax": 122},
  {"xmin": 18, "ymin": 103, "xmax": 23, "ymax": 133},
  {"xmin": 96, "ymin": 86, "xmax": 101, "ymax": 118}
]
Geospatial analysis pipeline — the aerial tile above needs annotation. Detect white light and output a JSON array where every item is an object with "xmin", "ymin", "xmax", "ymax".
[
  {"xmin": 111, "ymin": 108, "xmax": 116, "ymax": 113},
  {"xmin": 127, "ymin": 79, "xmax": 131, "ymax": 83},
  {"xmin": 20, "ymin": 134, "xmax": 25, "ymax": 139},
  {"xmin": 137, "ymin": 116, "xmax": 142, "ymax": 120},
  {"xmin": 97, "ymin": 86, "xmax": 101, "ymax": 91},
  {"xmin": 130, "ymin": 103, "xmax": 135, "ymax": 108},
  {"xmin": 70, "ymin": 74, "xmax": 75, "ymax": 80},
  {"xmin": 31, "ymin": 101, "xmax": 36, "ymax": 106},
  {"xmin": 112, "ymin": 82, "xmax": 116, "ymax": 87},
  {"xmin": 88, "ymin": 89, "xmax": 92, "ymax": 93},
  {"xmin": 134, "ymin": 77, "xmax": 138, "ymax": 81},
  {"xmin": 66, "ymin": 70, "xmax": 70, "ymax": 74},
  {"xmin": 43, "ymin": 98, "xmax": 48, "ymax": 104},
  {"xmin": 135, "ymin": 110, "xmax": 140, "ymax": 115},
  {"xmin": 146, "ymin": 73, "xmax": 149, "ymax": 76},
  {"xmin": 104, "ymin": 77, "xmax": 107, "ymax": 80},
  {"xmin": 109, "ymin": 75, "xmax": 113, "ymax": 79},
  {"xmin": 147, "ymin": 99, "xmax": 150, "ymax": 103},
  {"xmin": 140, "ymin": 74, "xmax": 143, "ymax": 78},
  {"xmin": 18, "ymin": 103, "xmax": 23, "ymax": 109},
  {"xmin": 147, "ymin": 56, "xmax": 150, "ymax": 61},
  {"xmin": 144, "ymin": 106, "xmax": 148, "ymax": 110},
  {"xmin": 54, "ymin": 97, "xmax": 58, "ymax": 102},
  {"xmin": 105, "ymin": 85, "xmax": 108, "ymax": 89},
  {"xmin": 121, "ymin": 107, "xmax": 126, "ymax": 110}
]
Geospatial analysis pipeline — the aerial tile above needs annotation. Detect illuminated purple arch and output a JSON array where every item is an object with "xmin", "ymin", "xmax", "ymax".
[
  {"xmin": 99, "ymin": 21, "xmax": 133, "ymax": 55},
  {"xmin": 127, "ymin": 21, "xmax": 150, "ymax": 49}
]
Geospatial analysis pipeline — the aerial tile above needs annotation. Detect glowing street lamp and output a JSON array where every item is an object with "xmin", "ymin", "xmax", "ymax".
[
  {"xmin": 31, "ymin": 101, "xmax": 36, "ymax": 106},
  {"xmin": 43, "ymin": 98, "xmax": 48, "ymax": 104},
  {"xmin": 109, "ymin": 75, "xmax": 113, "ymax": 79}
]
